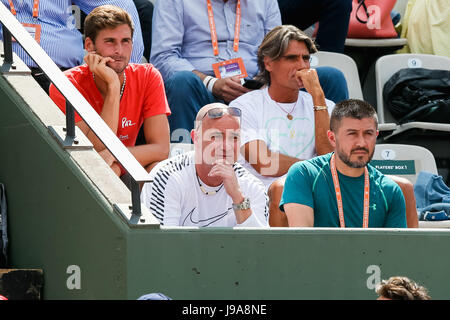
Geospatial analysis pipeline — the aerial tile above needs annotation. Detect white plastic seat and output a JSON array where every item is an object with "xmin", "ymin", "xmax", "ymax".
[
  {"xmin": 344, "ymin": 0, "xmax": 408, "ymax": 50},
  {"xmin": 310, "ymin": 51, "xmax": 363, "ymax": 100},
  {"xmin": 345, "ymin": 37, "xmax": 407, "ymax": 48},
  {"xmin": 371, "ymin": 144, "xmax": 450, "ymax": 228},
  {"xmin": 372, "ymin": 144, "xmax": 437, "ymax": 184},
  {"xmin": 375, "ymin": 53, "xmax": 450, "ymax": 138},
  {"xmin": 170, "ymin": 142, "xmax": 193, "ymax": 157}
]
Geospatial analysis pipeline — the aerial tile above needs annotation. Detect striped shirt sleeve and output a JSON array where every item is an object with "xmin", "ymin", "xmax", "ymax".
[{"xmin": 141, "ymin": 154, "xmax": 191, "ymax": 226}]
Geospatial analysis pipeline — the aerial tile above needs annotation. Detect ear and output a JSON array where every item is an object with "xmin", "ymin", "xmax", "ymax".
[
  {"xmin": 85, "ymin": 37, "xmax": 95, "ymax": 52},
  {"xmin": 190, "ymin": 129, "xmax": 196, "ymax": 144},
  {"xmin": 327, "ymin": 130, "xmax": 336, "ymax": 148},
  {"xmin": 264, "ymin": 56, "xmax": 273, "ymax": 72}
]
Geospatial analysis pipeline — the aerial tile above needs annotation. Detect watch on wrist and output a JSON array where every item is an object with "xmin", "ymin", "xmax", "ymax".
[{"xmin": 232, "ymin": 197, "xmax": 251, "ymax": 211}]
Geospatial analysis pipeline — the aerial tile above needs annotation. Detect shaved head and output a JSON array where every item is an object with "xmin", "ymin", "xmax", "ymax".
[
  {"xmin": 194, "ymin": 103, "xmax": 229, "ymax": 129},
  {"xmin": 192, "ymin": 103, "xmax": 241, "ymax": 167}
]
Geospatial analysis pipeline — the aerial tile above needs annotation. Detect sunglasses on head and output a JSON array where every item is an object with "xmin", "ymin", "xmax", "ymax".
[{"xmin": 201, "ymin": 107, "xmax": 242, "ymax": 120}]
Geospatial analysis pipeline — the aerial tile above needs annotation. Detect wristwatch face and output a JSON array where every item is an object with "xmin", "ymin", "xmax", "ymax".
[{"xmin": 233, "ymin": 197, "xmax": 250, "ymax": 210}]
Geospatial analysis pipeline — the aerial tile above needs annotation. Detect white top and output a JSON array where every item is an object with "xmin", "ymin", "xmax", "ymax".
[
  {"xmin": 141, "ymin": 151, "xmax": 269, "ymax": 227},
  {"xmin": 230, "ymin": 87, "xmax": 335, "ymax": 189}
]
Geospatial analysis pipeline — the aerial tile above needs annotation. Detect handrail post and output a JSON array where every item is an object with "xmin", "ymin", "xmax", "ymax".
[
  {"xmin": 65, "ymin": 101, "xmax": 76, "ymax": 139},
  {"xmin": 130, "ymin": 178, "xmax": 141, "ymax": 217},
  {"xmin": 2, "ymin": 25, "xmax": 13, "ymax": 64}
]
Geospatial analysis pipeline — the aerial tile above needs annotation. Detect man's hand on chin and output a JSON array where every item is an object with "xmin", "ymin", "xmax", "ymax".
[
  {"xmin": 295, "ymin": 68, "xmax": 325, "ymax": 103},
  {"xmin": 84, "ymin": 51, "xmax": 120, "ymax": 91}
]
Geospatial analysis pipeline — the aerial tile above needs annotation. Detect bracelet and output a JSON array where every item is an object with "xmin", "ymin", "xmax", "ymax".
[
  {"xmin": 203, "ymin": 75, "xmax": 213, "ymax": 88},
  {"xmin": 207, "ymin": 77, "xmax": 218, "ymax": 93},
  {"xmin": 313, "ymin": 105, "xmax": 328, "ymax": 111}
]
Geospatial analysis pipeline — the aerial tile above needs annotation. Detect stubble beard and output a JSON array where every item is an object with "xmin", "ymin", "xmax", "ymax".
[
  {"xmin": 336, "ymin": 143, "xmax": 374, "ymax": 169},
  {"xmin": 107, "ymin": 58, "xmax": 127, "ymax": 75},
  {"xmin": 94, "ymin": 46, "xmax": 128, "ymax": 74}
]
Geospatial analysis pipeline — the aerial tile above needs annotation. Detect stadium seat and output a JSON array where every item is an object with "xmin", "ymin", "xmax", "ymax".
[
  {"xmin": 375, "ymin": 53, "xmax": 450, "ymax": 138},
  {"xmin": 170, "ymin": 142, "xmax": 193, "ymax": 157},
  {"xmin": 371, "ymin": 143, "xmax": 438, "ymax": 185},
  {"xmin": 344, "ymin": 0, "xmax": 408, "ymax": 49},
  {"xmin": 310, "ymin": 51, "xmax": 363, "ymax": 100},
  {"xmin": 370, "ymin": 144, "xmax": 450, "ymax": 228},
  {"xmin": 344, "ymin": 38, "xmax": 407, "ymax": 49}
]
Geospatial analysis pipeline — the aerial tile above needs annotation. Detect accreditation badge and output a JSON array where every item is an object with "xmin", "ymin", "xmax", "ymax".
[
  {"xmin": 212, "ymin": 57, "xmax": 248, "ymax": 79},
  {"xmin": 12, "ymin": 23, "xmax": 41, "ymax": 43}
]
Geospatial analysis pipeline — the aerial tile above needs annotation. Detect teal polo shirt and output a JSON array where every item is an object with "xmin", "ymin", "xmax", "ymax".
[{"xmin": 280, "ymin": 153, "xmax": 407, "ymax": 228}]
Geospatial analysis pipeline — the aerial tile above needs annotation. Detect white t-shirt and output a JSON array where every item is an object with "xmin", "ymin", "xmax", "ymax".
[
  {"xmin": 230, "ymin": 87, "xmax": 335, "ymax": 189},
  {"xmin": 141, "ymin": 151, "xmax": 269, "ymax": 227}
]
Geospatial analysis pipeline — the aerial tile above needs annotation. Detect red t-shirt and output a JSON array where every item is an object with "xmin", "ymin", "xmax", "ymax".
[{"xmin": 49, "ymin": 63, "xmax": 171, "ymax": 148}]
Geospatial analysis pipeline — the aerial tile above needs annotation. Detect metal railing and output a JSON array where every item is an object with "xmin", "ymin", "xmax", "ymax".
[{"xmin": 0, "ymin": 3, "xmax": 150, "ymax": 216}]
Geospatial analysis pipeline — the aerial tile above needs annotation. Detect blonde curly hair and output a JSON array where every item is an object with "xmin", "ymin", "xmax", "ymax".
[{"xmin": 376, "ymin": 276, "xmax": 431, "ymax": 300}]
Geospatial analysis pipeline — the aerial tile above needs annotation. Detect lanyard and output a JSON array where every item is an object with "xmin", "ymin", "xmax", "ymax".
[
  {"xmin": 8, "ymin": 0, "xmax": 40, "ymax": 18},
  {"xmin": 330, "ymin": 153, "xmax": 370, "ymax": 228},
  {"xmin": 206, "ymin": 0, "xmax": 241, "ymax": 56}
]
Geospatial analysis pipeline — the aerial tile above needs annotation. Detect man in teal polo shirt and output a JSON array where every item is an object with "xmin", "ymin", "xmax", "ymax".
[{"xmin": 280, "ymin": 99, "xmax": 407, "ymax": 228}]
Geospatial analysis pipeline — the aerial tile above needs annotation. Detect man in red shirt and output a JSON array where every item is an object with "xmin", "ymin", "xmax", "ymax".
[{"xmin": 50, "ymin": 5, "xmax": 170, "ymax": 177}]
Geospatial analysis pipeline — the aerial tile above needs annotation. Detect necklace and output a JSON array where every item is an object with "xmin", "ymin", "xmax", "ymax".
[
  {"xmin": 93, "ymin": 71, "xmax": 126, "ymax": 100},
  {"xmin": 196, "ymin": 173, "xmax": 224, "ymax": 195},
  {"xmin": 274, "ymin": 100, "xmax": 297, "ymax": 120}
]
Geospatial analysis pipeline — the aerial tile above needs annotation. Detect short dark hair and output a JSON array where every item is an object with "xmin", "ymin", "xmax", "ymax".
[
  {"xmin": 84, "ymin": 5, "xmax": 134, "ymax": 43},
  {"xmin": 330, "ymin": 99, "xmax": 378, "ymax": 132}
]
